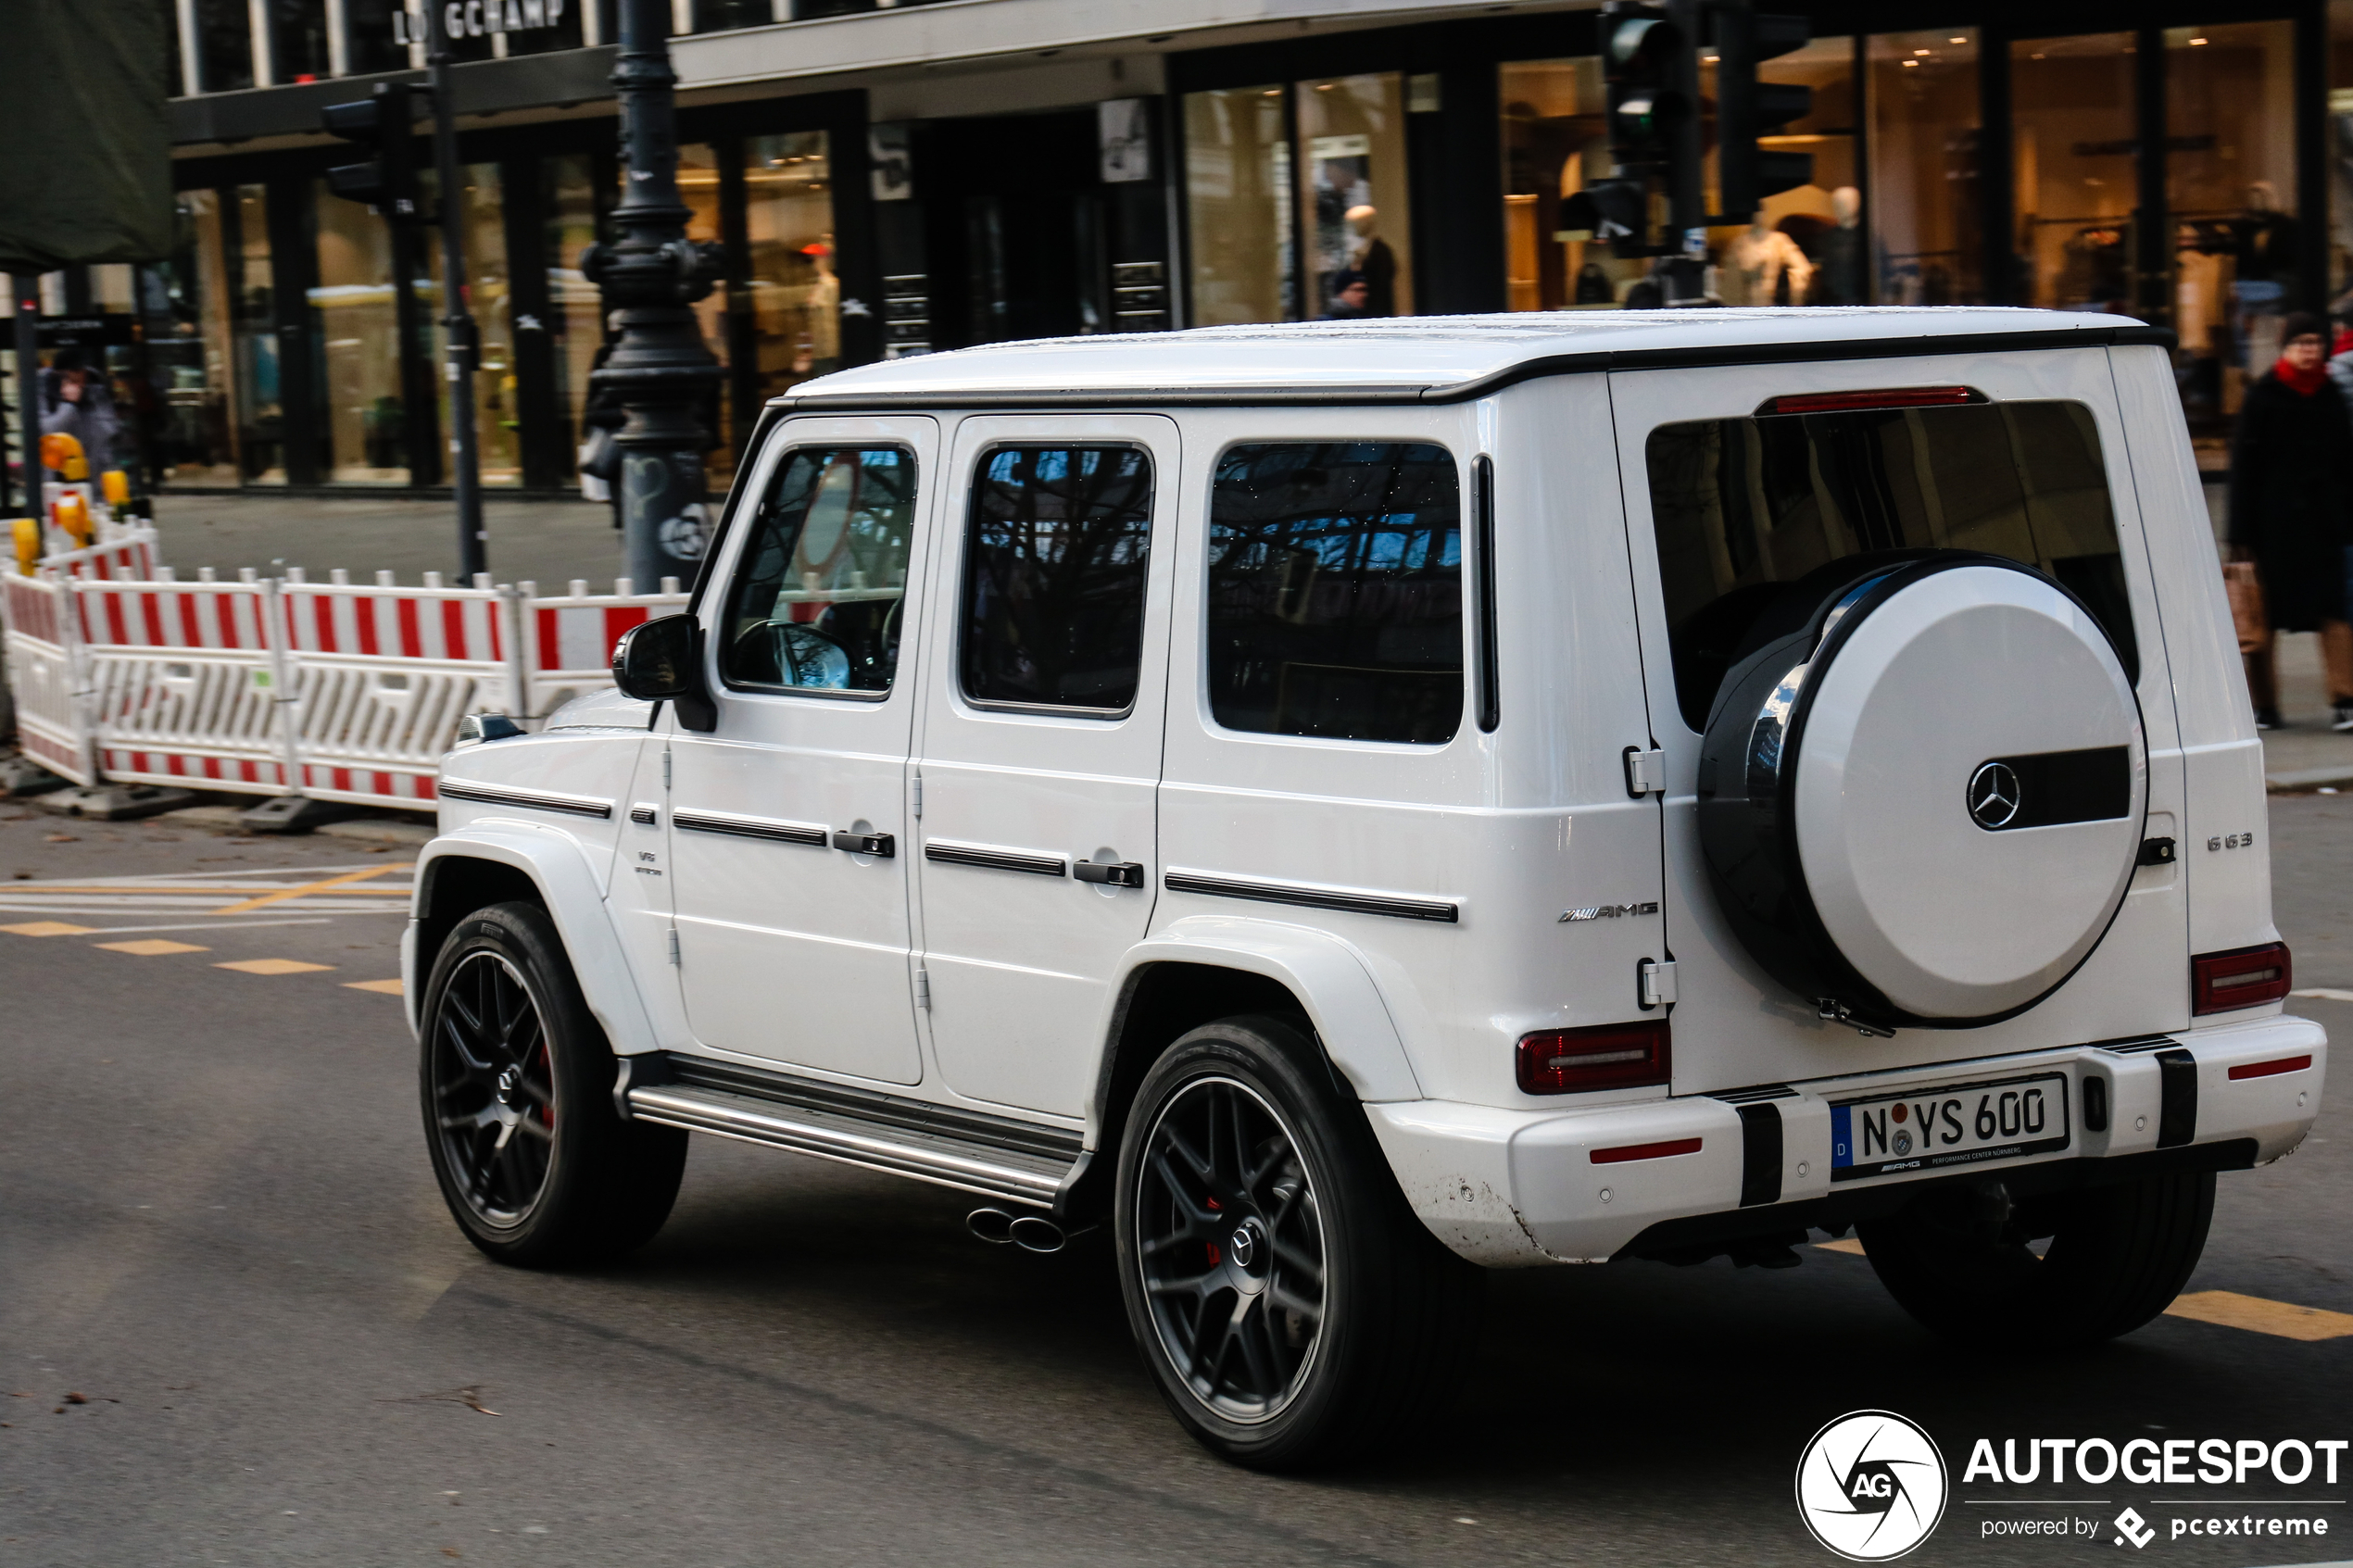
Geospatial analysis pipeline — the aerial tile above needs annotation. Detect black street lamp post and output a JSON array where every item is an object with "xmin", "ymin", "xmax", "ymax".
[{"xmin": 583, "ymin": 0, "xmax": 725, "ymax": 593}]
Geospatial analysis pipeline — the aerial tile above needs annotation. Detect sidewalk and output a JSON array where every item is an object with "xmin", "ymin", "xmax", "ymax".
[
  {"xmin": 149, "ymin": 493, "xmax": 629, "ymax": 591},
  {"xmin": 2264, "ymin": 630, "xmax": 2353, "ymax": 791}
]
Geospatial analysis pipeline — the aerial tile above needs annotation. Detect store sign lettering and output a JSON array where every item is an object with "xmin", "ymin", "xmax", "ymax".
[{"xmin": 391, "ymin": 0, "xmax": 567, "ymax": 44}]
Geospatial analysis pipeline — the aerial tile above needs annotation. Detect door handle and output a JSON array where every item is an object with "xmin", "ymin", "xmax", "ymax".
[
  {"xmin": 1074, "ymin": 859, "xmax": 1146, "ymax": 888},
  {"xmin": 831, "ymin": 829, "xmax": 895, "ymax": 858}
]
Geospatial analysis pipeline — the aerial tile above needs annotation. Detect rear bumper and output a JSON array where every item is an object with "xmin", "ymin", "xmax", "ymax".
[{"xmin": 1367, "ymin": 1012, "xmax": 2326, "ymax": 1267}]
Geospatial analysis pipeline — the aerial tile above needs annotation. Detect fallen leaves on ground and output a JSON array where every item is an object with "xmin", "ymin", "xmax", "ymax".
[
  {"xmin": 377, "ymin": 1386, "xmax": 500, "ymax": 1416},
  {"xmin": 43, "ymin": 834, "xmax": 77, "ymax": 844}
]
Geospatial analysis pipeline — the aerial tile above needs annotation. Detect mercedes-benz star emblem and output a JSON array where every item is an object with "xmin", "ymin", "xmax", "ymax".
[{"xmin": 1967, "ymin": 761, "xmax": 2020, "ymax": 830}]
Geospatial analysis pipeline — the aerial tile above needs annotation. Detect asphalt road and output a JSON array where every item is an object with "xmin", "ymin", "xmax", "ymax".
[{"xmin": 2, "ymin": 800, "xmax": 2347, "ymax": 1568}]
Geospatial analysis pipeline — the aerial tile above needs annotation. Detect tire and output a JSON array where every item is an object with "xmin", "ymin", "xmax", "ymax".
[
  {"xmin": 419, "ymin": 900, "xmax": 687, "ymax": 1267},
  {"xmin": 1856, "ymin": 1170, "xmax": 2215, "ymax": 1349},
  {"xmin": 1113, "ymin": 1014, "xmax": 1480, "ymax": 1470}
]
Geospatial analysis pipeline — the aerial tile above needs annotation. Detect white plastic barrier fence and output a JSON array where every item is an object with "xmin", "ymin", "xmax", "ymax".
[{"xmin": 1, "ymin": 548, "xmax": 688, "ymax": 812}]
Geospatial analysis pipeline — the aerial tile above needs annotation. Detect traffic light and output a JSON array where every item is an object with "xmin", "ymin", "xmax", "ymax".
[
  {"xmin": 321, "ymin": 82, "xmax": 423, "ymax": 221},
  {"xmin": 1715, "ymin": 6, "xmax": 1814, "ymax": 220},
  {"xmin": 1600, "ymin": 3, "xmax": 1687, "ymax": 178}
]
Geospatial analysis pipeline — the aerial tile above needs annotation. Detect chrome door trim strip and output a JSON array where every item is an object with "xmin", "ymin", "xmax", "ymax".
[
  {"xmin": 436, "ymin": 780, "xmax": 614, "ymax": 820},
  {"xmin": 923, "ymin": 840, "xmax": 1068, "ymax": 878},
  {"xmin": 672, "ymin": 808, "xmax": 828, "ymax": 847},
  {"xmin": 1162, "ymin": 869, "xmax": 1460, "ymax": 923}
]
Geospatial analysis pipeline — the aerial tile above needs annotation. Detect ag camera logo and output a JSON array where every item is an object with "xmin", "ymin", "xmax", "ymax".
[{"xmin": 1796, "ymin": 1410, "xmax": 1949, "ymax": 1561}]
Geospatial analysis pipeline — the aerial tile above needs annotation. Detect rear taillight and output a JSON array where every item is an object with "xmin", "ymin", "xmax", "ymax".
[
  {"xmin": 1516, "ymin": 1020, "xmax": 1670, "ymax": 1095},
  {"xmin": 1758, "ymin": 386, "xmax": 1979, "ymax": 416},
  {"xmin": 2192, "ymin": 942, "xmax": 2292, "ymax": 1015}
]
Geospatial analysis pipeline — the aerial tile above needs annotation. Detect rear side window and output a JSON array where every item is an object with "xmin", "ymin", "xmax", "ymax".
[
  {"xmin": 720, "ymin": 446, "xmax": 917, "ymax": 696},
  {"xmin": 1645, "ymin": 400, "xmax": 2137, "ymax": 732},
  {"xmin": 1207, "ymin": 442, "xmax": 1463, "ymax": 745},
  {"xmin": 960, "ymin": 445, "xmax": 1154, "ymax": 712}
]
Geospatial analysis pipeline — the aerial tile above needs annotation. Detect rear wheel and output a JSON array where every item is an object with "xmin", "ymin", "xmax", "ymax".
[
  {"xmin": 420, "ymin": 900, "xmax": 686, "ymax": 1267},
  {"xmin": 1856, "ymin": 1170, "xmax": 2215, "ymax": 1348},
  {"xmin": 1114, "ymin": 1014, "xmax": 1479, "ymax": 1470}
]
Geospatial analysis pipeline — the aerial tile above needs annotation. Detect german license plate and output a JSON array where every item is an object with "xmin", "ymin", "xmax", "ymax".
[{"xmin": 1830, "ymin": 1073, "xmax": 2070, "ymax": 1182}]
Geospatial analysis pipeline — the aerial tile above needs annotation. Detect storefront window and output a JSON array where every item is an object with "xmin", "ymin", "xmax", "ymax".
[
  {"xmin": 670, "ymin": 143, "xmax": 734, "ymax": 481},
  {"xmin": 743, "ymin": 132, "xmax": 839, "ymax": 399},
  {"xmin": 139, "ymin": 194, "xmax": 241, "ymax": 486},
  {"xmin": 270, "ymin": 0, "xmax": 330, "ymax": 83},
  {"xmin": 227, "ymin": 186, "xmax": 286, "ymax": 483},
  {"xmin": 2010, "ymin": 33, "xmax": 2138, "ymax": 316},
  {"xmin": 1868, "ymin": 31, "xmax": 1981, "ymax": 305},
  {"xmin": 1705, "ymin": 36, "xmax": 1858, "ymax": 306},
  {"xmin": 312, "ymin": 186, "xmax": 410, "ymax": 483},
  {"xmin": 1501, "ymin": 59, "xmax": 1639, "ymax": 310},
  {"xmin": 1297, "ymin": 74, "xmax": 1412, "ymax": 319},
  {"xmin": 194, "ymin": 0, "xmax": 254, "ymax": 93},
  {"xmin": 2168, "ymin": 22, "xmax": 2297, "ymax": 444},
  {"xmin": 545, "ymin": 154, "xmax": 605, "ymax": 483},
  {"xmin": 1183, "ymin": 86, "xmax": 1295, "ymax": 325},
  {"xmin": 422, "ymin": 164, "xmax": 522, "ymax": 487}
]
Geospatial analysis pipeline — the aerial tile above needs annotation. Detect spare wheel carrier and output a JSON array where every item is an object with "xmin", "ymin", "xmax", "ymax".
[{"xmin": 1694, "ymin": 552, "xmax": 2147, "ymax": 1033}]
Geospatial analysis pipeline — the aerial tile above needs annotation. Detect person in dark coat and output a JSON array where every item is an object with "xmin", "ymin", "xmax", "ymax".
[{"xmin": 2227, "ymin": 311, "xmax": 2353, "ymax": 730}]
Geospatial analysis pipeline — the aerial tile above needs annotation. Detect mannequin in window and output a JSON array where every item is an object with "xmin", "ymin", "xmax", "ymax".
[
  {"xmin": 1344, "ymin": 205, "xmax": 1398, "ymax": 317},
  {"xmin": 1723, "ymin": 210, "xmax": 1814, "ymax": 307},
  {"xmin": 1817, "ymin": 186, "xmax": 1864, "ymax": 306}
]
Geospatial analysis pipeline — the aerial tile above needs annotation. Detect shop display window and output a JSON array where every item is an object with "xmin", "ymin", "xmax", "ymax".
[
  {"xmin": 545, "ymin": 154, "xmax": 606, "ymax": 484},
  {"xmin": 228, "ymin": 186, "xmax": 287, "ymax": 484},
  {"xmin": 2167, "ymin": 22, "xmax": 2297, "ymax": 443},
  {"xmin": 1500, "ymin": 59, "xmax": 1632, "ymax": 310},
  {"xmin": 311, "ymin": 182, "xmax": 413, "ymax": 484},
  {"xmin": 422, "ymin": 164, "xmax": 523, "ymax": 487},
  {"xmin": 1868, "ymin": 31, "xmax": 1981, "ymax": 305},
  {"xmin": 2010, "ymin": 34, "xmax": 2137, "ymax": 317},
  {"xmin": 1297, "ymin": 74, "xmax": 1413, "ymax": 319},
  {"xmin": 1703, "ymin": 36, "xmax": 1858, "ymax": 307},
  {"xmin": 1183, "ymin": 86, "xmax": 1296, "ymax": 325},
  {"xmin": 137, "ymin": 194, "xmax": 243, "ymax": 486},
  {"xmin": 743, "ymin": 132, "xmax": 840, "ymax": 400}
]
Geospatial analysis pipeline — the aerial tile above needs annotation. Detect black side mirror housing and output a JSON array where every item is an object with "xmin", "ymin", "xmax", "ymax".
[{"xmin": 611, "ymin": 613, "xmax": 717, "ymax": 731}]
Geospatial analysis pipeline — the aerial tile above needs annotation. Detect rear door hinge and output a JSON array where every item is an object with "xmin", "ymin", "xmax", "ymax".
[
  {"xmin": 661, "ymin": 748, "xmax": 673, "ymax": 789},
  {"xmin": 1623, "ymin": 745, "xmax": 1667, "ymax": 798},
  {"xmin": 913, "ymin": 965, "xmax": 930, "ymax": 1010},
  {"xmin": 911, "ymin": 771, "xmax": 923, "ymax": 819},
  {"xmin": 1639, "ymin": 957, "xmax": 1678, "ymax": 1010},
  {"xmin": 667, "ymin": 927, "xmax": 681, "ymax": 967}
]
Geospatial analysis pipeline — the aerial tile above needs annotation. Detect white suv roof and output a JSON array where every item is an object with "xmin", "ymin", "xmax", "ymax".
[{"xmin": 781, "ymin": 307, "xmax": 2163, "ymax": 408}]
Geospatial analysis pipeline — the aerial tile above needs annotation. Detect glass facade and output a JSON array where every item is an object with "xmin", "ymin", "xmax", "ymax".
[
  {"xmin": 1705, "ymin": 36, "xmax": 1857, "ymax": 307},
  {"xmin": 2010, "ymin": 33, "xmax": 2138, "ymax": 316},
  {"xmin": 743, "ymin": 132, "xmax": 841, "ymax": 394},
  {"xmin": 1869, "ymin": 31, "xmax": 1982, "ymax": 305},
  {"xmin": 228, "ymin": 186, "xmax": 288, "ymax": 485},
  {"xmin": 1297, "ymin": 74, "xmax": 1413, "ymax": 319},
  {"xmin": 544, "ymin": 154, "xmax": 607, "ymax": 484},
  {"xmin": 312, "ymin": 180, "xmax": 414, "ymax": 483},
  {"xmin": 1183, "ymin": 87, "xmax": 1295, "ymax": 326}
]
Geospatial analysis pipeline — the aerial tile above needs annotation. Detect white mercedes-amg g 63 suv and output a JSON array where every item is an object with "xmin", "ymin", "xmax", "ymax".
[{"xmin": 409, "ymin": 308, "xmax": 2325, "ymax": 1468}]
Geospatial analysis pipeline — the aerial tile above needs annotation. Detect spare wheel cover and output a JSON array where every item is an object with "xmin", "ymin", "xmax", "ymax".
[{"xmin": 1789, "ymin": 558, "xmax": 2145, "ymax": 1021}]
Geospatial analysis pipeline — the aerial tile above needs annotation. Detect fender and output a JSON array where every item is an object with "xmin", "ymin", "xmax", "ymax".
[
  {"xmin": 406, "ymin": 823, "xmax": 661, "ymax": 1058},
  {"xmin": 1098, "ymin": 914, "xmax": 1425, "ymax": 1108}
]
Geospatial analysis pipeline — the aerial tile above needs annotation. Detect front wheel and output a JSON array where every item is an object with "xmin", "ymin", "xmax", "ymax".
[
  {"xmin": 1856, "ymin": 1169, "xmax": 2215, "ymax": 1349},
  {"xmin": 1114, "ymin": 1014, "xmax": 1479, "ymax": 1470},
  {"xmin": 420, "ymin": 901, "xmax": 687, "ymax": 1267}
]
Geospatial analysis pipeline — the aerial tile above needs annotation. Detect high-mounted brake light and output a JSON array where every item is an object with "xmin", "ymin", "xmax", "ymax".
[
  {"xmin": 2191, "ymin": 942, "xmax": 2292, "ymax": 1015},
  {"xmin": 1758, "ymin": 386, "xmax": 1980, "ymax": 416},
  {"xmin": 1516, "ymin": 1020, "xmax": 1670, "ymax": 1095}
]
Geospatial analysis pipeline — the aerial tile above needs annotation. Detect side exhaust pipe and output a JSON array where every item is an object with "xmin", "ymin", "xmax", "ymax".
[{"xmin": 966, "ymin": 1209, "xmax": 1093, "ymax": 1254}]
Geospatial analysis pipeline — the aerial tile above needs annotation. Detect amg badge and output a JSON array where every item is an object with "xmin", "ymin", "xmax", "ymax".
[{"xmin": 1560, "ymin": 901, "xmax": 1659, "ymax": 923}]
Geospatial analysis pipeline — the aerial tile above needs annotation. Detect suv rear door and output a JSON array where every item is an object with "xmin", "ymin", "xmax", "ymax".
[{"xmin": 1607, "ymin": 348, "xmax": 2190, "ymax": 1093}]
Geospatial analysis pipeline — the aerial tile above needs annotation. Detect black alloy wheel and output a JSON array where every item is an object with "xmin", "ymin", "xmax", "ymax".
[
  {"xmin": 418, "ymin": 900, "xmax": 686, "ymax": 1267},
  {"xmin": 429, "ymin": 949, "xmax": 558, "ymax": 1228},
  {"xmin": 1114, "ymin": 1014, "xmax": 1480, "ymax": 1469},
  {"xmin": 1135, "ymin": 1074, "xmax": 1328, "ymax": 1423}
]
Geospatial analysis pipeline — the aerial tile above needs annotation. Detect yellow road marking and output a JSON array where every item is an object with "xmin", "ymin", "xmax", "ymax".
[
  {"xmin": 97, "ymin": 939, "xmax": 208, "ymax": 956},
  {"xmin": 2165, "ymin": 1290, "xmax": 2353, "ymax": 1342},
  {"xmin": 210, "ymin": 862, "xmax": 413, "ymax": 915},
  {"xmin": 1815, "ymin": 1237, "xmax": 1869, "ymax": 1256},
  {"xmin": 344, "ymin": 978, "xmax": 404, "ymax": 996},
  {"xmin": 214, "ymin": 958, "xmax": 335, "ymax": 976},
  {"xmin": 0, "ymin": 921, "xmax": 99, "ymax": 936}
]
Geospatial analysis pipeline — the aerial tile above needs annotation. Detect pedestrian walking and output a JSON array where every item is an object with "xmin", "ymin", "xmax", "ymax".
[
  {"xmin": 2228, "ymin": 310, "xmax": 2353, "ymax": 731},
  {"xmin": 38, "ymin": 348, "xmax": 121, "ymax": 477}
]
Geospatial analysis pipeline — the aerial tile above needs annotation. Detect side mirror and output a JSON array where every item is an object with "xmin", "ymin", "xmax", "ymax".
[{"xmin": 611, "ymin": 614, "xmax": 717, "ymax": 730}]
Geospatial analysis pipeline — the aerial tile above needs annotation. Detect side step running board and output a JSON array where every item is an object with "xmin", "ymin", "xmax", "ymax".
[{"xmin": 620, "ymin": 1054, "xmax": 1078, "ymax": 1210}]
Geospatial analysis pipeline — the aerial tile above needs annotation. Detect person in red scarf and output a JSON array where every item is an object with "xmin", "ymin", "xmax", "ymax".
[{"xmin": 2227, "ymin": 311, "xmax": 2353, "ymax": 730}]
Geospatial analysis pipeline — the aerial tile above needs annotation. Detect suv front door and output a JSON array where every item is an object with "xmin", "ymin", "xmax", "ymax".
[
  {"xmin": 910, "ymin": 417, "xmax": 1178, "ymax": 1115},
  {"xmin": 666, "ymin": 417, "xmax": 937, "ymax": 1084}
]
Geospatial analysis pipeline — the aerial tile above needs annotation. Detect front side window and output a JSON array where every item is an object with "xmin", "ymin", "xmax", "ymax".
[
  {"xmin": 1207, "ymin": 442, "xmax": 1463, "ymax": 745},
  {"xmin": 1645, "ymin": 399, "xmax": 2137, "ymax": 732},
  {"xmin": 720, "ymin": 446, "xmax": 917, "ymax": 695},
  {"xmin": 960, "ymin": 445, "xmax": 1155, "ymax": 712}
]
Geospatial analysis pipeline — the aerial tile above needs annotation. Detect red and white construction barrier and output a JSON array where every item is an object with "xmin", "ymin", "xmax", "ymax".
[{"xmin": 1, "ymin": 539, "xmax": 684, "ymax": 813}]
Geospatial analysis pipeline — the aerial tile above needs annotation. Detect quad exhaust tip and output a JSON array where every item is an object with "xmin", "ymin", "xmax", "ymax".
[{"xmin": 966, "ymin": 1208, "xmax": 1073, "ymax": 1253}]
